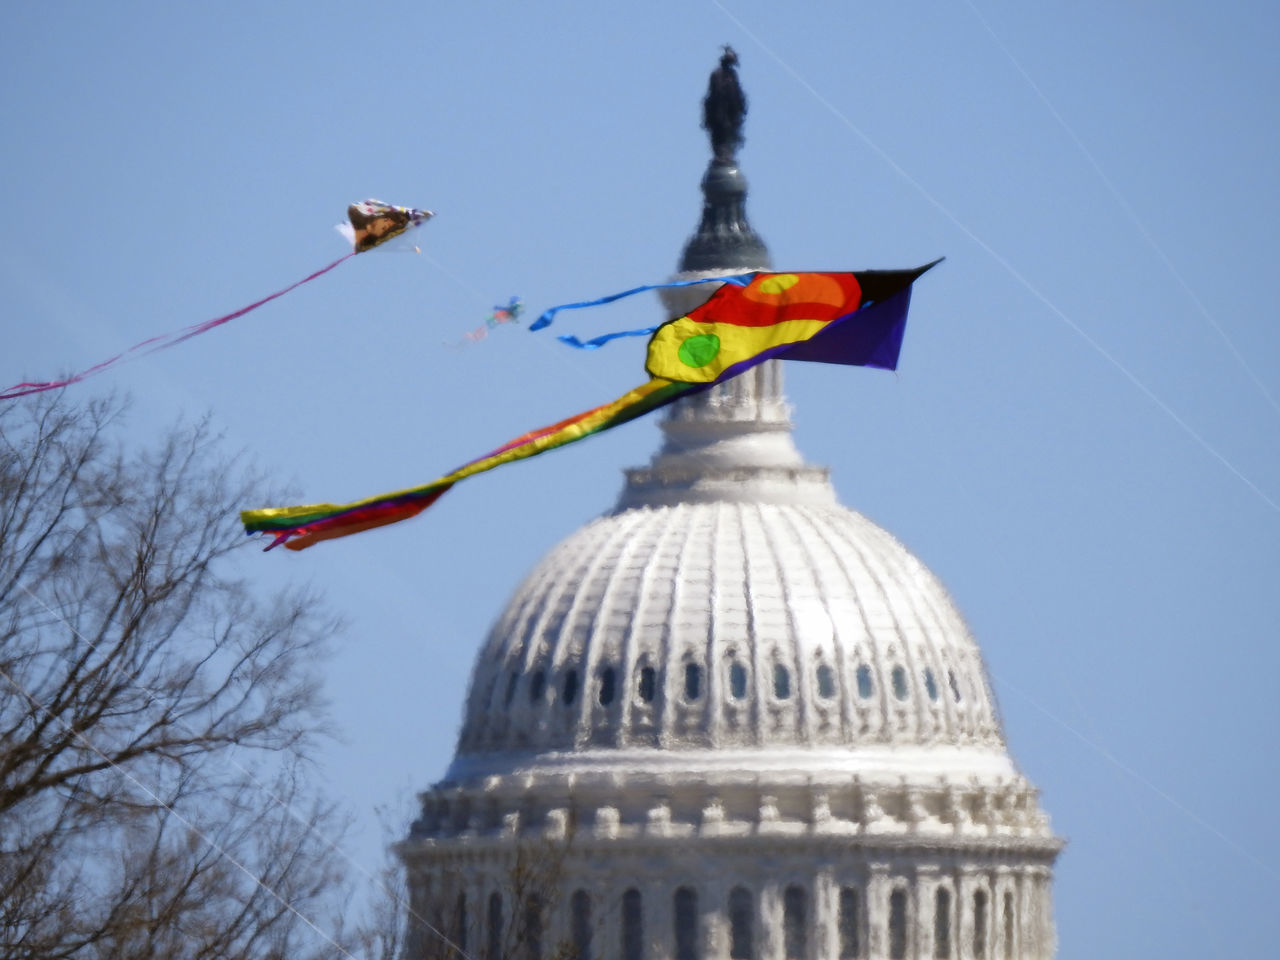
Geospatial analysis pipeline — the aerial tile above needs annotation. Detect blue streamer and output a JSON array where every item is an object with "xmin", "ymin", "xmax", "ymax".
[
  {"xmin": 529, "ymin": 274, "xmax": 754, "ymax": 332},
  {"xmin": 557, "ymin": 326, "xmax": 660, "ymax": 350}
]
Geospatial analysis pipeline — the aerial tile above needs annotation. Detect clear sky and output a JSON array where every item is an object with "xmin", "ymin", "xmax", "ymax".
[{"xmin": 3, "ymin": 1, "xmax": 1278, "ymax": 955}]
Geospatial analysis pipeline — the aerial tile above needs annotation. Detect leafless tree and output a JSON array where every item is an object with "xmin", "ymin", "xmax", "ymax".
[{"xmin": 0, "ymin": 392, "xmax": 354, "ymax": 959}]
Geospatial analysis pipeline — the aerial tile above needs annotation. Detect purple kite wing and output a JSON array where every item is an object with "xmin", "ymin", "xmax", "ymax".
[{"xmin": 780, "ymin": 286, "xmax": 912, "ymax": 371}]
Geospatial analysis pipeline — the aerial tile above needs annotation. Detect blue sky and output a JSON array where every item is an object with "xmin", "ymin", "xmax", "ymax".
[{"xmin": 3, "ymin": 1, "xmax": 1277, "ymax": 955}]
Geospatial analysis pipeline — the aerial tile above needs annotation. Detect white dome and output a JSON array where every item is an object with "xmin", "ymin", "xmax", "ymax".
[
  {"xmin": 454, "ymin": 498, "xmax": 1004, "ymax": 773},
  {"xmin": 404, "ymin": 359, "xmax": 1059, "ymax": 960}
]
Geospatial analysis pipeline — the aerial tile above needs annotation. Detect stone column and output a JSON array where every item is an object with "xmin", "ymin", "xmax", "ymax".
[
  {"xmin": 702, "ymin": 874, "xmax": 727, "ymax": 960},
  {"xmin": 814, "ymin": 867, "xmax": 838, "ymax": 960},
  {"xmin": 914, "ymin": 867, "xmax": 939, "ymax": 960},
  {"xmin": 758, "ymin": 880, "xmax": 783, "ymax": 960},
  {"xmin": 866, "ymin": 864, "xmax": 892, "ymax": 960}
]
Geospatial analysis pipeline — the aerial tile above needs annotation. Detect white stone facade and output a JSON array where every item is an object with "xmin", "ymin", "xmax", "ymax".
[{"xmin": 401, "ymin": 351, "xmax": 1061, "ymax": 959}]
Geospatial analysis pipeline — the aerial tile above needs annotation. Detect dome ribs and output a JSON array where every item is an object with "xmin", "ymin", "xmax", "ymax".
[
  {"xmin": 553, "ymin": 510, "xmax": 651, "ymax": 749},
  {"xmin": 619, "ymin": 506, "xmax": 684, "ymax": 747},
  {"xmin": 664, "ymin": 505, "xmax": 717, "ymax": 746},
  {"xmin": 714, "ymin": 503, "xmax": 755, "ymax": 746},
  {"xmin": 755, "ymin": 503, "xmax": 822, "ymax": 746}
]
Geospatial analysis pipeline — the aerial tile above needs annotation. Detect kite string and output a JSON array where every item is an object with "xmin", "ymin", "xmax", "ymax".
[
  {"xmin": 12, "ymin": 581, "xmax": 477, "ymax": 960},
  {"xmin": 962, "ymin": 0, "xmax": 1280, "ymax": 425},
  {"xmin": 709, "ymin": 0, "xmax": 1280, "ymax": 885},
  {"xmin": 996, "ymin": 672, "xmax": 1278, "ymax": 882},
  {"xmin": 708, "ymin": 0, "xmax": 1280, "ymax": 515},
  {"xmin": 0, "ymin": 253, "xmax": 355, "ymax": 401}
]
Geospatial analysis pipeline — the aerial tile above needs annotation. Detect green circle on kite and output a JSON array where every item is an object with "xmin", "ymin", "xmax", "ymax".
[{"xmin": 678, "ymin": 333, "xmax": 721, "ymax": 368}]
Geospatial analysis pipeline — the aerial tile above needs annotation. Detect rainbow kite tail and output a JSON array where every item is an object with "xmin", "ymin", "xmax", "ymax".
[{"xmin": 241, "ymin": 377, "xmax": 701, "ymax": 551}]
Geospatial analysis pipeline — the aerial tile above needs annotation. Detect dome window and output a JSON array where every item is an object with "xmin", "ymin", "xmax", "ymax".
[
  {"xmin": 622, "ymin": 889, "xmax": 643, "ymax": 960},
  {"xmin": 1002, "ymin": 893, "xmax": 1015, "ymax": 959},
  {"xmin": 487, "ymin": 892, "xmax": 503, "ymax": 960},
  {"xmin": 729, "ymin": 662, "xmax": 749, "ymax": 700},
  {"xmin": 998, "ymin": 896, "xmax": 1008, "ymax": 960},
  {"xmin": 817, "ymin": 664, "xmax": 836, "ymax": 699},
  {"xmin": 505, "ymin": 671, "xmax": 519, "ymax": 707},
  {"xmin": 728, "ymin": 886, "xmax": 754, "ymax": 959},
  {"xmin": 948, "ymin": 670, "xmax": 963, "ymax": 703},
  {"xmin": 934, "ymin": 887, "xmax": 952, "ymax": 958},
  {"xmin": 571, "ymin": 890, "xmax": 592, "ymax": 960},
  {"xmin": 773, "ymin": 664, "xmax": 791, "ymax": 700},
  {"xmin": 838, "ymin": 887, "xmax": 861, "ymax": 958},
  {"xmin": 891, "ymin": 666, "xmax": 909, "ymax": 701},
  {"xmin": 598, "ymin": 666, "xmax": 617, "ymax": 706},
  {"xmin": 674, "ymin": 887, "xmax": 698, "ymax": 960},
  {"xmin": 924, "ymin": 669, "xmax": 939, "ymax": 702},
  {"xmin": 530, "ymin": 670, "xmax": 546, "ymax": 703},
  {"xmin": 562, "ymin": 669, "xmax": 579, "ymax": 706},
  {"xmin": 972, "ymin": 889, "xmax": 988, "ymax": 958},
  {"xmin": 684, "ymin": 663, "xmax": 702, "ymax": 701},
  {"xmin": 889, "ymin": 887, "xmax": 908, "ymax": 959},
  {"xmin": 855, "ymin": 665, "xmax": 874, "ymax": 699},
  {"xmin": 783, "ymin": 885, "xmax": 807, "ymax": 960},
  {"xmin": 523, "ymin": 894, "xmax": 544, "ymax": 960},
  {"xmin": 638, "ymin": 666, "xmax": 656, "ymax": 703}
]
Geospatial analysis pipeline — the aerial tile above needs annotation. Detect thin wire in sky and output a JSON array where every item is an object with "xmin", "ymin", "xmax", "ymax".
[
  {"xmin": 963, "ymin": 0, "xmax": 1280, "ymax": 425},
  {"xmin": 709, "ymin": 0, "xmax": 1280, "ymax": 516},
  {"xmin": 710, "ymin": 0, "xmax": 1280, "ymax": 881},
  {"xmin": 1002, "ymin": 678, "xmax": 1278, "ymax": 882}
]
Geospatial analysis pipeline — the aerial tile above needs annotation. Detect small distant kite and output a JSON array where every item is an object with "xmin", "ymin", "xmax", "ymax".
[
  {"xmin": 446, "ymin": 296, "xmax": 524, "ymax": 347},
  {"xmin": 242, "ymin": 263, "xmax": 939, "ymax": 551},
  {"xmin": 0, "ymin": 199, "xmax": 433, "ymax": 401}
]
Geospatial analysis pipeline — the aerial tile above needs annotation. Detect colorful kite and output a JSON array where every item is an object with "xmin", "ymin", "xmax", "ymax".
[
  {"xmin": 243, "ymin": 263, "xmax": 938, "ymax": 551},
  {"xmin": 446, "ymin": 296, "xmax": 524, "ymax": 347},
  {"xmin": 0, "ymin": 200, "xmax": 433, "ymax": 401}
]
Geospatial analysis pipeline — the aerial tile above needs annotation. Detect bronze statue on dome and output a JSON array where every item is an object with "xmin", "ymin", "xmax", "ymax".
[{"xmin": 702, "ymin": 45, "xmax": 747, "ymax": 162}]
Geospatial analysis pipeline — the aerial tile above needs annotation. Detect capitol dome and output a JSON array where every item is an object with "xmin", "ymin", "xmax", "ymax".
[
  {"xmin": 400, "ymin": 53, "xmax": 1060, "ymax": 960},
  {"xmin": 454, "ymin": 461, "xmax": 1006, "ymax": 769}
]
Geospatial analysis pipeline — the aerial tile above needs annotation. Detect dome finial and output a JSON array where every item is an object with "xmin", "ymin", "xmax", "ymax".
[
  {"xmin": 678, "ymin": 47, "xmax": 770, "ymax": 275},
  {"xmin": 702, "ymin": 44, "xmax": 746, "ymax": 162}
]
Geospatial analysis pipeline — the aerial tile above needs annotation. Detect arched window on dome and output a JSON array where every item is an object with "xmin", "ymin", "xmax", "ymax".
[
  {"xmin": 562, "ymin": 669, "xmax": 579, "ymax": 707},
  {"xmin": 933, "ymin": 887, "xmax": 951, "ymax": 958},
  {"xmin": 486, "ymin": 892, "xmax": 503, "ymax": 960},
  {"xmin": 637, "ymin": 665, "xmax": 656, "ymax": 703},
  {"xmin": 855, "ymin": 665, "xmax": 874, "ymax": 700},
  {"xmin": 685, "ymin": 663, "xmax": 702, "ymax": 701},
  {"xmin": 622, "ymin": 888, "xmax": 644, "ymax": 960},
  {"xmin": 888, "ymin": 887, "xmax": 908, "ymax": 960},
  {"xmin": 838, "ymin": 887, "xmax": 861, "ymax": 958},
  {"xmin": 453, "ymin": 891, "xmax": 468, "ymax": 951},
  {"xmin": 598, "ymin": 665, "xmax": 616, "ymax": 706},
  {"xmin": 674, "ymin": 887, "xmax": 698, "ymax": 960},
  {"xmin": 728, "ymin": 886, "xmax": 754, "ymax": 960},
  {"xmin": 948, "ymin": 669, "xmax": 963, "ymax": 703},
  {"xmin": 891, "ymin": 666, "xmax": 909, "ymax": 701},
  {"xmin": 729, "ymin": 661, "xmax": 749, "ymax": 700},
  {"xmin": 816, "ymin": 663, "xmax": 836, "ymax": 699},
  {"xmin": 1002, "ymin": 891, "xmax": 1015, "ymax": 959},
  {"xmin": 773, "ymin": 664, "xmax": 791, "ymax": 700},
  {"xmin": 505, "ymin": 671, "xmax": 519, "ymax": 707},
  {"xmin": 570, "ymin": 890, "xmax": 592, "ymax": 960},
  {"xmin": 530, "ymin": 670, "xmax": 546, "ymax": 704},
  {"xmin": 783, "ymin": 885, "xmax": 807, "ymax": 960},
  {"xmin": 523, "ymin": 893, "xmax": 543, "ymax": 960},
  {"xmin": 972, "ymin": 889, "xmax": 988, "ymax": 959},
  {"xmin": 924, "ymin": 668, "xmax": 939, "ymax": 702}
]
